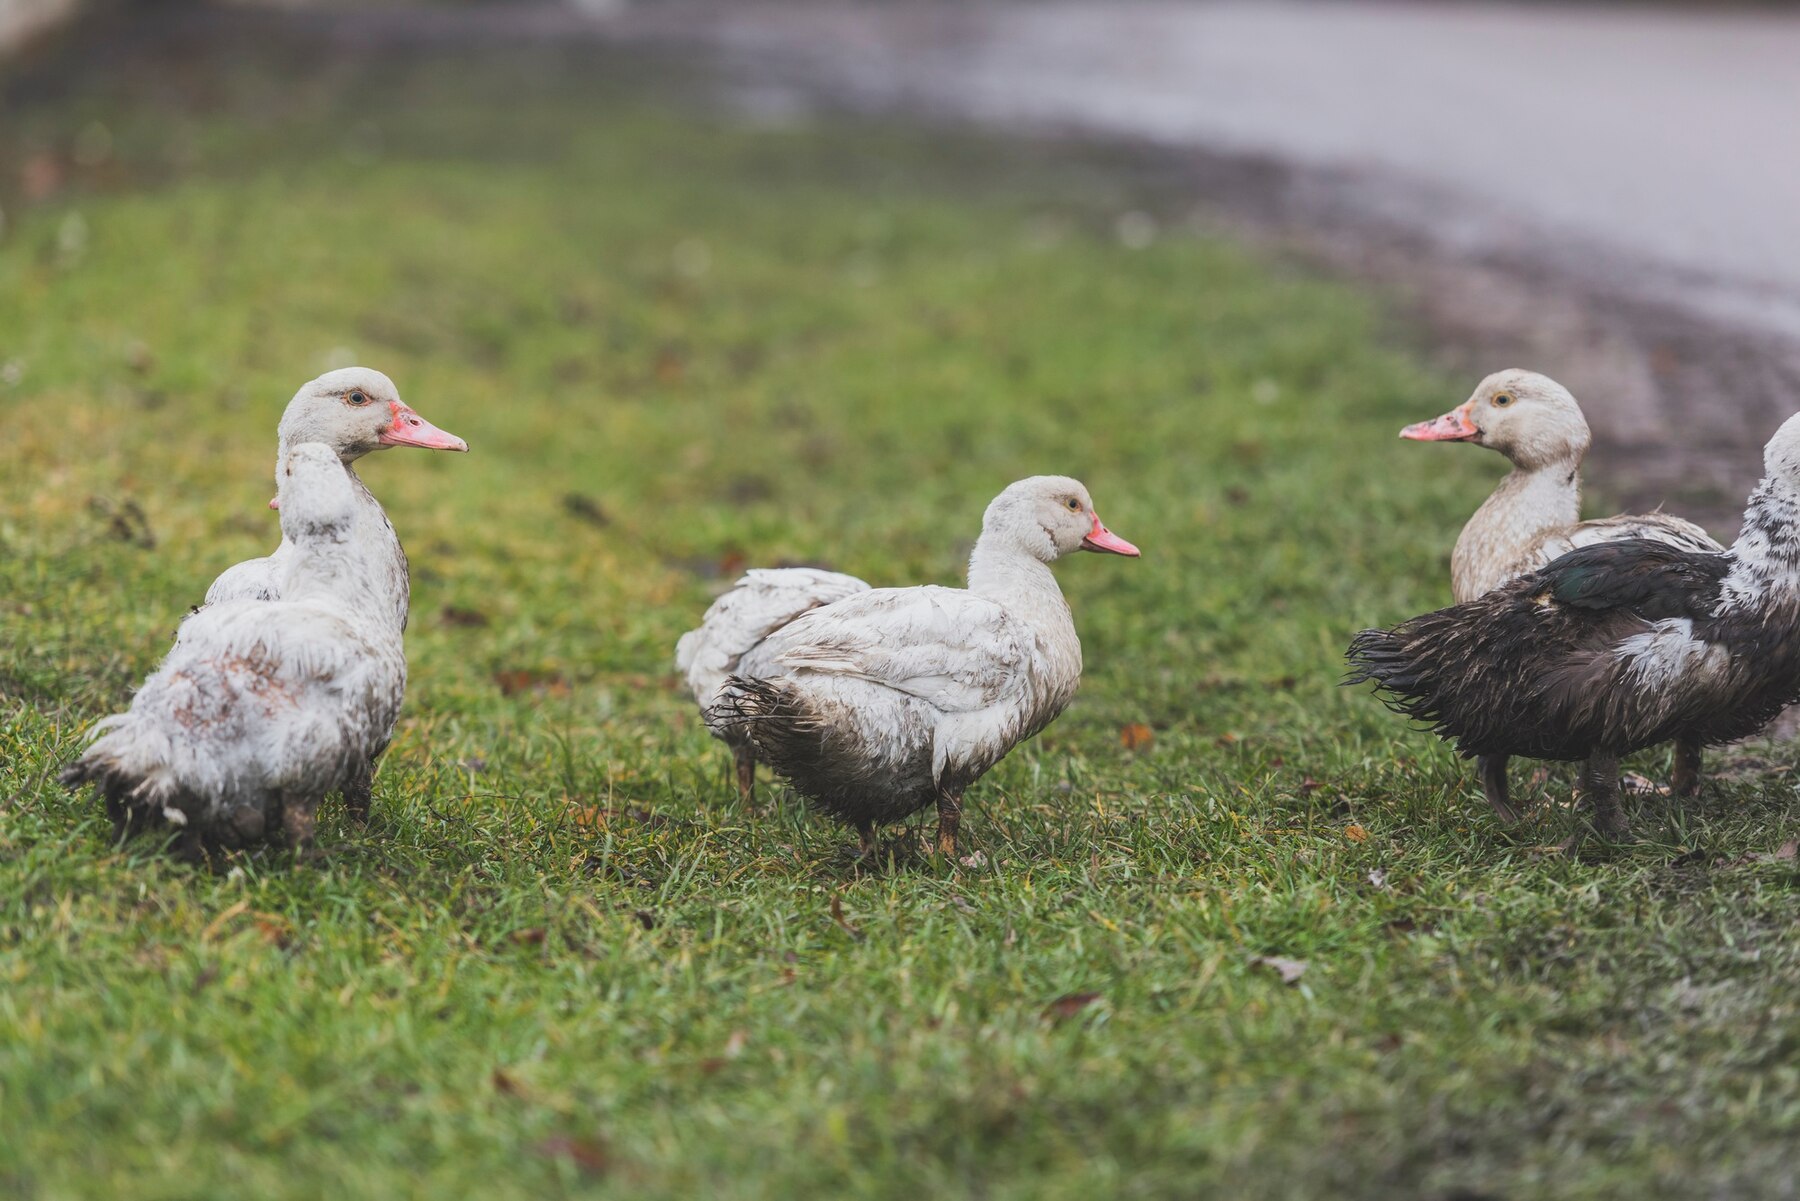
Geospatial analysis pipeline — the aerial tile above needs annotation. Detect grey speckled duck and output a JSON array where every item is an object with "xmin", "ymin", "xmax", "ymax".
[
  {"xmin": 1352, "ymin": 410, "xmax": 1800, "ymax": 839},
  {"xmin": 62, "ymin": 443, "xmax": 412, "ymax": 856},
  {"xmin": 202, "ymin": 367, "xmax": 466, "ymax": 820},
  {"xmin": 1401, "ymin": 368, "xmax": 1721, "ymax": 820},
  {"xmin": 704, "ymin": 476, "xmax": 1139, "ymax": 856}
]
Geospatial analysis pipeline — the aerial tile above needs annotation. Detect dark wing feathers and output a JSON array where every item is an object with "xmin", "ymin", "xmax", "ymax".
[
  {"xmin": 1346, "ymin": 539, "xmax": 1736, "ymax": 760},
  {"xmin": 1542, "ymin": 539, "xmax": 1731, "ymax": 618}
]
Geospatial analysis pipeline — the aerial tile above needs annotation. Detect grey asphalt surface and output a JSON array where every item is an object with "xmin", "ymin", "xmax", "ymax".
[
  {"xmin": 631, "ymin": 0, "xmax": 1800, "ymax": 338},
  {"xmin": 599, "ymin": 0, "xmax": 1800, "ymax": 526}
]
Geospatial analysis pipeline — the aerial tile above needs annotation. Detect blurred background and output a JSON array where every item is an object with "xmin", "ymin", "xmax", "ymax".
[{"xmin": 6, "ymin": 0, "xmax": 1800, "ymax": 530}]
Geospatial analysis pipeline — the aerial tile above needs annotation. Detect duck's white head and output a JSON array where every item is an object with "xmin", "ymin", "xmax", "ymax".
[
  {"xmin": 1400, "ymin": 369, "xmax": 1591, "ymax": 472},
  {"xmin": 980, "ymin": 475, "xmax": 1140, "ymax": 562},
  {"xmin": 277, "ymin": 367, "xmax": 467, "ymax": 463}
]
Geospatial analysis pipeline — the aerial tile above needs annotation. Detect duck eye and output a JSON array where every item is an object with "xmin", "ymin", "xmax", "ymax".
[
  {"xmin": 347, "ymin": 390, "xmax": 369, "ymax": 406},
  {"xmin": 1492, "ymin": 392, "xmax": 1514, "ymax": 407},
  {"xmin": 1066, "ymin": 498, "xmax": 1081, "ymax": 511}
]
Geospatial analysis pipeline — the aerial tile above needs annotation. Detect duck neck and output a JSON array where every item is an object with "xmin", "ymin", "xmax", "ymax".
[
  {"xmin": 967, "ymin": 536, "xmax": 1080, "ymax": 680},
  {"xmin": 1720, "ymin": 477, "xmax": 1800, "ymax": 611},
  {"xmin": 1452, "ymin": 457, "xmax": 1582, "ymax": 600}
]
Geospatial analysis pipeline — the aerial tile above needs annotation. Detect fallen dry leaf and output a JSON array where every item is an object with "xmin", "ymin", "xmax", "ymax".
[
  {"xmin": 440, "ymin": 605, "xmax": 490, "ymax": 628},
  {"xmin": 510, "ymin": 927, "xmax": 547, "ymax": 947},
  {"xmin": 536, "ymin": 1135, "xmax": 610, "ymax": 1177},
  {"xmin": 492, "ymin": 1068, "xmax": 524, "ymax": 1097},
  {"xmin": 252, "ymin": 914, "xmax": 293, "ymax": 950},
  {"xmin": 1620, "ymin": 771, "xmax": 1671, "ymax": 797},
  {"xmin": 493, "ymin": 668, "xmax": 571, "ymax": 698},
  {"xmin": 1345, "ymin": 824, "xmax": 1369, "ymax": 843},
  {"xmin": 1251, "ymin": 955, "xmax": 1308, "ymax": 985},
  {"xmin": 1042, "ymin": 992, "xmax": 1102, "ymax": 1023},
  {"xmin": 828, "ymin": 894, "xmax": 864, "ymax": 942},
  {"xmin": 1119, "ymin": 723, "xmax": 1154, "ymax": 751},
  {"xmin": 562, "ymin": 493, "xmax": 611, "ymax": 527}
]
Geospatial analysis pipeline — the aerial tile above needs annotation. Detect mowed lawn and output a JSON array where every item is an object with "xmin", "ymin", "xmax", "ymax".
[{"xmin": 3, "ymin": 34, "xmax": 1799, "ymax": 1201}]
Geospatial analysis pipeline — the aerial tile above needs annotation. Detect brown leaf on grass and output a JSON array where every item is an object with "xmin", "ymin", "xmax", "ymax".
[
  {"xmin": 1042, "ymin": 992, "xmax": 1102, "ymax": 1023},
  {"xmin": 493, "ymin": 668, "xmax": 570, "ymax": 697},
  {"xmin": 654, "ymin": 346, "xmax": 686, "ymax": 384},
  {"xmin": 1733, "ymin": 840, "xmax": 1799, "ymax": 866},
  {"xmin": 1344, "ymin": 824, "xmax": 1369, "ymax": 843},
  {"xmin": 252, "ymin": 915, "xmax": 293, "ymax": 950},
  {"xmin": 1299, "ymin": 776, "xmax": 1321, "ymax": 797},
  {"xmin": 634, "ymin": 910, "xmax": 657, "ymax": 931},
  {"xmin": 566, "ymin": 803, "xmax": 665, "ymax": 831},
  {"xmin": 828, "ymin": 894, "xmax": 864, "ymax": 942},
  {"xmin": 536, "ymin": 1135, "xmax": 611, "ymax": 1177},
  {"xmin": 1620, "ymin": 771, "xmax": 1671, "ymax": 797},
  {"xmin": 440, "ymin": 605, "xmax": 490, "ymax": 628},
  {"xmin": 511, "ymin": 927, "xmax": 547, "ymax": 947},
  {"xmin": 1251, "ymin": 955, "xmax": 1308, "ymax": 985},
  {"xmin": 492, "ymin": 1068, "xmax": 525, "ymax": 1097},
  {"xmin": 89, "ymin": 496, "xmax": 155, "ymax": 549},
  {"xmin": 1119, "ymin": 723, "xmax": 1154, "ymax": 751},
  {"xmin": 22, "ymin": 153, "xmax": 65, "ymax": 201},
  {"xmin": 561, "ymin": 493, "xmax": 611, "ymax": 527}
]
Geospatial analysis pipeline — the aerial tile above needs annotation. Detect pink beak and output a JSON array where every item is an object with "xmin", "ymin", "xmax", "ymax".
[
  {"xmin": 379, "ymin": 400, "xmax": 469, "ymax": 452},
  {"xmin": 1081, "ymin": 509, "xmax": 1140, "ymax": 557},
  {"xmin": 1399, "ymin": 402, "xmax": 1479, "ymax": 442}
]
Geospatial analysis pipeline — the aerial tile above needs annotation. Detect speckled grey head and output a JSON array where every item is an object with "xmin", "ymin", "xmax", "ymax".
[
  {"xmin": 1401, "ymin": 369, "xmax": 1591, "ymax": 472},
  {"xmin": 1761, "ymin": 410, "xmax": 1800, "ymax": 490},
  {"xmin": 982, "ymin": 475, "xmax": 1140, "ymax": 561},
  {"xmin": 276, "ymin": 367, "xmax": 468, "ymax": 462}
]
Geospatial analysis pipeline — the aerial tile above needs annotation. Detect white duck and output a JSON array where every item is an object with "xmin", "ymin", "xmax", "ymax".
[
  {"xmin": 676, "ymin": 567, "xmax": 871, "ymax": 801},
  {"xmin": 1401, "ymin": 368, "xmax": 1722, "ymax": 817},
  {"xmin": 704, "ymin": 476, "xmax": 1139, "ymax": 855},
  {"xmin": 204, "ymin": 367, "xmax": 466, "ymax": 820},
  {"xmin": 61, "ymin": 442, "xmax": 410, "ymax": 855}
]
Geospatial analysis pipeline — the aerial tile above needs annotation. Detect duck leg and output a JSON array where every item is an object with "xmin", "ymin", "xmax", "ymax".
[
  {"xmin": 1478, "ymin": 754, "xmax": 1521, "ymax": 823},
  {"xmin": 856, "ymin": 821, "xmax": 879, "ymax": 857},
  {"xmin": 343, "ymin": 759, "xmax": 375, "ymax": 825},
  {"xmin": 733, "ymin": 744, "xmax": 757, "ymax": 805},
  {"xmin": 1580, "ymin": 750, "xmax": 1628, "ymax": 840},
  {"xmin": 1671, "ymin": 736, "xmax": 1703, "ymax": 798},
  {"xmin": 935, "ymin": 787, "xmax": 964, "ymax": 857}
]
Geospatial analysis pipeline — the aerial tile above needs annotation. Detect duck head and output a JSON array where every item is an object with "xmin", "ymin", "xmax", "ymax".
[
  {"xmin": 1761, "ymin": 410, "xmax": 1800, "ymax": 491},
  {"xmin": 271, "ymin": 367, "xmax": 466, "ymax": 507},
  {"xmin": 1401, "ymin": 369, "xmax": 1591, "ymax": 471},
  {"xmin": 981, "ymin": 475, "xmax": 1140, "ymax": 561}
]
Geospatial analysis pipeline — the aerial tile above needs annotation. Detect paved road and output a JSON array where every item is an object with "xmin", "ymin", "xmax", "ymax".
[{"xmin": 631, "ymin": 0, "xmax": 1800, "ymax": 336}]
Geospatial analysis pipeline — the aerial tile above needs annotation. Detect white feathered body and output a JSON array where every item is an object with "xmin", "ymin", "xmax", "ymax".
[
  {"xmin": 675, "ymin": 567, "xmax": 870, "ymax": 742},
  {"xmin": 709, "ymin": 559, "xmax": 1083, "ymax": 827},
  {"xmin": 63, "ymin": 444, "xmax": 407, "ymax": 848}
]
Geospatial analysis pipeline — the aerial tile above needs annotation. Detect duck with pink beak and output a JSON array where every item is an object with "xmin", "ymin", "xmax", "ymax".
[
  {"xmin": 1393, "ymin": 367, "xmax": 1720, "ymax": 825},
  {"xmin": 202, "ymin": 367, "xmax": 470, "ymax": 825}
]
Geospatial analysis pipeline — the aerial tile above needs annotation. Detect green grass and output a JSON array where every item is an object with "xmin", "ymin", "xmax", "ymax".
[{"xmin": 4, "ymin": 38, "xmax": 1800, "ymax": 1201}]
